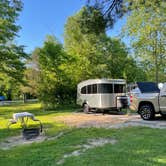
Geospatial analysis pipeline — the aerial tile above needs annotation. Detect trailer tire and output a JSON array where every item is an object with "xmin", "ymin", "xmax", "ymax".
[
  {"xmin": 139, "ymin": 104, "xmax": 155, "ymax": 120},
  {"xmin": 83, "ymin": 104, "xmax": 89, "ymax": 114}
]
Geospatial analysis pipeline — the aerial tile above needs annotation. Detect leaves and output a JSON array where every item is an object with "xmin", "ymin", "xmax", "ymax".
[
  {"xmin": 0, "ymin": 0, "xmax": 27, "ymax": 82},
  {"xmin": 0, "ymin": 0, "xmax": 22, "ymax": 43},
  {"xmin": 123, "ymin": 0, "xmax": 166, "ymax": 82}
]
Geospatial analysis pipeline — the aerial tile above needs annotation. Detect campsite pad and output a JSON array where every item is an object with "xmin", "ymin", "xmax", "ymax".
[{"xmin": 55, "ymin": 112, "xmax": 166, "ymax": 129}]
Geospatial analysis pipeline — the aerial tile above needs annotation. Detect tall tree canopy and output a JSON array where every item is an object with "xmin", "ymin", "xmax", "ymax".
[
  {"xmin": 87, "ymin": 0, "xmax": 124, "ymax": 28},
  {"xmin": 21, "ymin": 48, "xmax": 40, "ymax": 98},
  {"xmin": 37, "ymin": 36, "xmax": 75, "ymax": 108},
  {"xmin": 87, "ymin": 0, "xmax": 165, "ymax": 83},
  {"xmin": 0, "ymin": 0, "xmax": 27, "ymax": 82},
  {"xmin": 64, "ymin": 6, "xmax": 145, "ymax": 83},
  {"xmin": 64, "ymin": 7, "xmax": 111, "ymax": 81},
  {"xmin": 123, "ymin": 0, "xmax": 166, "ymax": 82},
  {"xmin": 30, "ymin": 6, "xmax": 147, "ymax": 108}
]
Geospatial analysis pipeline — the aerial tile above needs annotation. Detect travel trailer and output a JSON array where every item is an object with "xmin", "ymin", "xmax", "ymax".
[{"xmin": 77, "ymin": 79, "xmax": 129, "ymax": 113}]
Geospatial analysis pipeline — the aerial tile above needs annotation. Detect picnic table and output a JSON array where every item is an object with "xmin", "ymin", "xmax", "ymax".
[
  {"xmin": 8, "ymin": 112, "xmax": 42, "ymax": 129},
  {"xmin": 7, "ymin": 112, "xmax": 43, "ymax": 139}
]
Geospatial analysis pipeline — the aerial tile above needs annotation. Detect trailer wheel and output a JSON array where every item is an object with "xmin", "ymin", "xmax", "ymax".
[
  {"xmin": 139, "ymin": 104, "xmax": 155, "ymax": 120},
  {"xmin": 83, "ymin": 104, "xmax": 89, "ymax": 113}
]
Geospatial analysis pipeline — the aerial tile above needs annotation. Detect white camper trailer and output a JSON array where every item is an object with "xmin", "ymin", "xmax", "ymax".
[{"xmin": 77, "ymin": 79, "xmax": 129, "ymax": 113}]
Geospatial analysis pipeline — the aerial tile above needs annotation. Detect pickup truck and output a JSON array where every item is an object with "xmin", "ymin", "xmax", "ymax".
[{"xmin": 130, "ymin": 82, "xmax": 166, "ymax": 120}]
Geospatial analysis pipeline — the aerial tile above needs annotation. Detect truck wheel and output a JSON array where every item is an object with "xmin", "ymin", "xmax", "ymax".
[
  {"xmin": 139, "ymin": 104, "xmax": 155, "ymax": 120},
  {"xmin": 83, "ymin": 104, "xmax": 89, "ymax": 114}
]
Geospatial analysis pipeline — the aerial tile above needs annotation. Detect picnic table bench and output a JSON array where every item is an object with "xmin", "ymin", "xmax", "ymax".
[{"xmin": 8, "ymin": 112, "xmax": 43, "ymax": 139}]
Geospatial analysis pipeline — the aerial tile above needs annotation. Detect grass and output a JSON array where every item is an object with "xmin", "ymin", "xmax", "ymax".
[
  {"xmin": 0, "ymin": 103, "xmax": 72, "ymax": 141},
  {"xmin": 0, "ymin": 103, "xmax": 166, "ymax": 166}
]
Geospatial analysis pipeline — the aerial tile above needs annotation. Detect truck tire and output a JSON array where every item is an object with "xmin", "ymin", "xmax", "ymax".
[
  {"xmin": 83, "ymin": 104, "xmax": 89, "ymax": 114},
  {"xmin": 139, "ymin": 104, "xmax": 155, "ymax": 120}
]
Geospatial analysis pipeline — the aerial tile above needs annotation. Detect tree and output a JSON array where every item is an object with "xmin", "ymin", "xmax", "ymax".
[
  {"xmin": 38, "ymin": 36, "xmax": 75, "ymax": 109},
  {"xmin": 36, "ymin": 6, "xmax": 147, "ymax": 108},
  {"xmin": 87, "ymin": 0, "xmax": 125, "ymax": 28},
  {"xmin": 0, "ymin": 73, "xmax": 21, "ymax": 100},
  {"xmin": 21, "ymin": 48, "xmax": 40, "ymax": 99},
  {"xmin": 64, "ymin": 7, "xmax": 113, "ymax": 82},
  {"xmin": 64, "ymin": 6, "xmax": 145, "ymax": 83},
  {"xmin": 123, "ymin": 0, "xmax": 166, "ymax": 82},
  {"xmin": 0, "ymin": 0, "xmax": 27, "ymax": 82},
  {"xmin": 77, "ymin": 6, "xmax": 107, "ymax": 34}
]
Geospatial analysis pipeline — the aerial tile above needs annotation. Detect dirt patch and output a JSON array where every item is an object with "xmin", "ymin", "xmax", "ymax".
[
  {"xmin": 0, "ymin": 132, "xmax": 64, "ymax": 150},
  {"xmin": 57, "ymin": 138, "xmax": 117, "ymax": 165},
  {"xmin": 55, "ymin": 113, "xmax": 126, "ymax": 128},
  {"xmin": 55, "ymin": 112, "xmax": 166, "ymax": 129}
]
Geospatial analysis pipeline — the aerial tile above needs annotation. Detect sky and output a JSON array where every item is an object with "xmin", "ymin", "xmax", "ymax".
[{"xmin": 16, "ymin": 0, "xmax": 126, "ymax": 53}]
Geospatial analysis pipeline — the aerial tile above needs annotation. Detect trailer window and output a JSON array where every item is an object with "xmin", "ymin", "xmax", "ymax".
[
  {"xmin": 87, "ymin": 85, "xmax": 91, "ymax": 94},
  {"xmin": 114, "ymin": 84, "xmax": 125, "ymax": 93},
  {"xmin": 98, "ymin": 84, "xmax": 113, "ymax": 93},
  {"xmin": 81, "ymin": 86, "xmax": 86, "ymax": 94},
  {"xmin": 91, "ymin": 84, "xmax": 97, "ymax": 94}
]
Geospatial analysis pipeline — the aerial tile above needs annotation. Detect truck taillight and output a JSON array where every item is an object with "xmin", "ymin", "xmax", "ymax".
[{"xmin": 130, "ymin": 95, "xmax": 133, "ymax": 103}]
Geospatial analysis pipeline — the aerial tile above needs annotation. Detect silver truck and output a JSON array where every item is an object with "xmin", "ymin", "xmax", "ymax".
[{"xmin": 130, "ymin": 82, "xmax": 166, "ymax": 120}]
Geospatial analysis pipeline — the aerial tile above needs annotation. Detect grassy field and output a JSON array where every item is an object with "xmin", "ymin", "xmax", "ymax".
[{"xmin": 0, "ymin": 103, "xmax": 166, "ymax": 166}]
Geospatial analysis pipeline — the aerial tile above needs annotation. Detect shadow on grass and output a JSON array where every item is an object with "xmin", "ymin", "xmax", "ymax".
[
  {"xmin": 0, "ymin": 128, "xmax": 21, "ymax": 142},
  {"xmin": 0, "ymin": 121, "xmax": 64, "ymax": 142}
]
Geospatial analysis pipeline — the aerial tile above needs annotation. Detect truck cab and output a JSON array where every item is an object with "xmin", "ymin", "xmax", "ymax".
[{"xmin": 130, "ymin": 82, "xmax": 166, "ymax": 120}]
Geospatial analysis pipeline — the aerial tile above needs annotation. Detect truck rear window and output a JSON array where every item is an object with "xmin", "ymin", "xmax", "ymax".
[{"xmin": 137, "ymin": 82, "xmax": 160, "ymax": 93}]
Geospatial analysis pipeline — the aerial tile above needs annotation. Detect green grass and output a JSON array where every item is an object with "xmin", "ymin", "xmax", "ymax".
[
  {"xmin": 0, "ymin": 103, "xmax": 166, "ymax": 166},
  {"xmin": 0, "ymin": 103, "xmax": 72, "ymax": 141}
]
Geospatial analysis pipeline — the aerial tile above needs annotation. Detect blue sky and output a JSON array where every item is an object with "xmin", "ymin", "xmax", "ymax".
[{"xmin": 16, "ymin": 0, "xmax": 126, "ymax": 53}]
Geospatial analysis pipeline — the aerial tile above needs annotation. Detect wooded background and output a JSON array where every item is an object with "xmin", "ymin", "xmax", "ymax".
[{"xmin": 0, "ymin": 0, "xmax": 165, "ymax": 108}]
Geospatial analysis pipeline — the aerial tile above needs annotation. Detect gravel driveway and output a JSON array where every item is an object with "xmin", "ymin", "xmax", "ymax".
[{"xmin": 56, "ymin": 112, "xmax": 166, "ymax": 129}]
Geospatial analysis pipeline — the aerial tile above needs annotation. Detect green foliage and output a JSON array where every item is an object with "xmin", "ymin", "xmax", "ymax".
[
  {"xmin": 30, "ymin": 6, "xmax": 147, "ymax": 108},
  {"xmin": 38, "ymin": 36, "xmax": 75, "ymax": 108},
  {"xmin": 0, "ymin": 0, "xmax": 22, "ymax": 43},
  {"xmin": 0, "ymin": 72, "xmax": 22, "ymax": 100},
  {"xmin": 78, "ymin": 6, "xmax": 106, "ymax": 34},
  {"xmin": 87, "ymin": 0, "xmax": 124, "ymax": 28},
  {"xmin": 0, "ymin": 0, "xmax": 27, "ymax": 82},
  {"xmin": 65, "ymin": 8, "xmax": 110, "ymax": 80},
  {"xmin": 123, "ymin": 0, "xmax": 166, "ymax": 82},
  {"xmin": 0, "ymin": 44, "xmax": 27, "ymax": 82},
  {"xmin": 64, "ymin": 6, "xmax": 146, "ymax": 83},
  {"xmin": 21, "ymin": 48, "xmax": 40, "ymax": 98}
]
